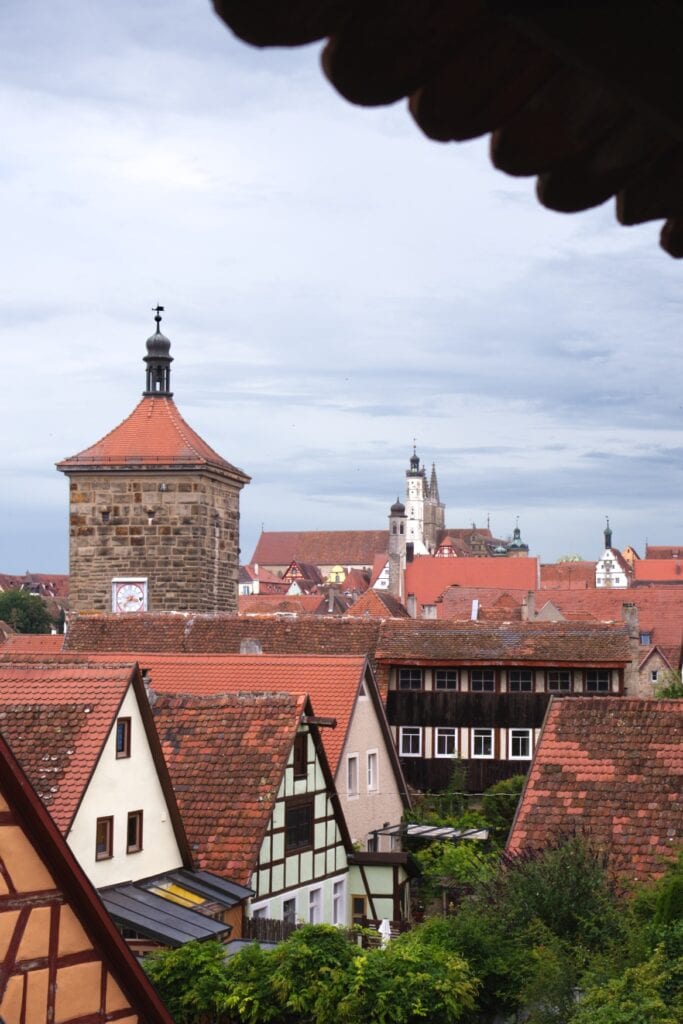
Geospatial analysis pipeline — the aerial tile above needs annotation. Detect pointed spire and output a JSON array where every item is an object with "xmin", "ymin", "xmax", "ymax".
[
  {"xmin": 429, "ymin": 462, "xmax": 440, "ymax": 503},
  {"xmin": 143, "ymin": 304, "xmax": 173, "ymax": 397},
  {"xmin": 604, "ymin": 516, "xmax": 613, "ymax": 550}
]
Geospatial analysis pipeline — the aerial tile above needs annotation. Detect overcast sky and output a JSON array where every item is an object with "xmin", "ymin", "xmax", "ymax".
[{"xmin": 2, "ymin": 0, "xmax": 682, "ymax": 575}]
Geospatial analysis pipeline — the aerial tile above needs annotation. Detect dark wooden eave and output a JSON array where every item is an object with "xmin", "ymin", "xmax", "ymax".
[{"xmin": 213, "ymin": 0, "xmax": 683, "ymax": 258}]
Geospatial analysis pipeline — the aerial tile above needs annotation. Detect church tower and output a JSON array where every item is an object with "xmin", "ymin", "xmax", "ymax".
[
  {"xmin": 423, "ymin": 462, "xmax": 445, "ymax": 551},
  {"xmin": 58, "ymin": 310, "xmax": 250, "ymax": 615},
  {"xmin": 404, "ymin": 446, "xmax": 430, "ymax": 555},
  {"xmin": 387, "ymin": 498, "xmax": 407, "ymax": 598}
]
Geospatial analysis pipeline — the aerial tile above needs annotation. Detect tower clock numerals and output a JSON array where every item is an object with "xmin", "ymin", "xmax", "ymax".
[{"xmin": 112, "ymin": 578, "xmax": 148, "ymax": 614}]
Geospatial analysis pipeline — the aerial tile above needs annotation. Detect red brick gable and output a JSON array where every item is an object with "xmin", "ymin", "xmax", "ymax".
[
  {"xmin": 57, "ymin": 396, "xmax": 249, "ymax": 482},
  {"xmin": 151, "ymin": 691, "xmax": 306, "ymax": 886},
  {"xmin": 507, "ymin": 698, "xmax": 683, "ymax": 881}
]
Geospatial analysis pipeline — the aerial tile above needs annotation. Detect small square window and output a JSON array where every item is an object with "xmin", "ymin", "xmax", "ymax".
[
  {"xmin": 352, "ymin": 895, "xmax": 366, "ymax": 926},
  {"xmin": 547, "ymin": 670, "xmax": 572, "ymax": 693},
  {"xmin": 126, "ymin": 810, "xmax": 143, "ymax": 853},
  {"xmin": 510, "ymin": 729, "xmax": 532, "ymax": 760},
  {"xmin": 435, "ymin": 669, "xmax": 458, "ymax": 690},
  {"xmin": 586, "ymin": 670, "xmax": 610, "ymax": 693},
  {"xmin": 96, "ymin": 817, "xmax": 113, "ymax": 860},
  {"xmin": 471, "ymin": 728, "xmax": 494, "ymax": 759},
  {"xmin": 651, "ymin": 670, "xmax": 659, "ymax": 683},
  {"xmin": 398, "ymin": 668, "xmax": 422, "ymax": 690},
  {"xmin": 640, "ymin": 632, "xmax": 652, "ymax": 646},
  {"xmin": 115, "ymin": 718, "xmax": 131, "ymax": 759},
  {"xmin": 293, "ymin": 732, "xmax": 308, "ymax": 779},
  {"xmin": 508, "ymin": 669, "xmax": 533, "ymax": 693},
  {"xmin": 399, "ymin": 727, "xmax": 422, "ymax": 757},
  {"xmin": 435, "ymin": 727, "xmax": 457, "ymax": 758},
  {"xmin": 470, "ymin": 669, "xmax": 495, "ymax": 692}
]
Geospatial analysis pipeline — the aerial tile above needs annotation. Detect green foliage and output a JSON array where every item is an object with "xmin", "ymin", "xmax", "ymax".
[
  {"xmin": 571, "ymin": 946, "xmax": 683, "ymax": 1024},
  {"xmin": 655, "ymin": 671, "xmax": 683, "ymax": 699},
  {"xmin": 653, "ymin": 853, "xmax": 683, "ymax": 929},
  {"xmin": 143, "ymin": 940, "xmax": 232, "ymax": 1024},
  {"xmin": 413, "ymin": 840, "xmax": 497, "ymax": 889},
  {"xmin": 480, "ymin": 775, "xmax": 526, "ymax": 845},
  {"xmin": 0, "ymin": 589, "xmax": 53, "ymax": 633},
  {"xmin": 328, "ymin": 936, "xmax": 478, "ymax": 1024}
]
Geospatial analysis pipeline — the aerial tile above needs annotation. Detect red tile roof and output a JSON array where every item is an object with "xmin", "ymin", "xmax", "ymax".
[
  {"xmin": 251, "ymin": 530, "xmax": 389, "ymax": 567},
  {"xmin": 0, "ymin": 633, "xmax": 65, "ymax": 653},
  {"xmin": 346, "ymin": 590, "xmax": 410, "ymax": 619},
  {"xmin": 405, "ymin": 557, "xmax": 539, "ymax": 607},
  {"xmin": 341, "ymin": 568, "xmax": 370, "ymax": 594},
  {"xmin": 238, "ymin": 594, "xmax": 328, "ymax": 615},
  {"xmin": 437, "ymin": 587, "xmax": 528, "ymax": 621},
  {"xmin": 539, "ymin": 562, "xmax": 597, "ymax": 589},
  {"xmin": 507, "ymin": 698, "xmax": 683, "ymax": 881},
  {"xmin": 57, "ymin": 396, "xmax": 249, "ymax": 482},
  {"xmin": 633, "ymin": 559, "xmax": 683, "ymax": 582},
  {"xmin": 65, "ymin": 613, "xmax": 382, "ymax": 659},
  {"xmin": 151, "ymin": 691, "xmax": 306, "ymax": 886},
  {"xmin": 0, "ymin": 573, "xmax": 70, "ymax": 599},
  {"xmin": 91, "ymin": 653, "xmax": 366, "ymax": 779},
  {"xmin": 375, "ymin": 619, "xmax": 632, "ymax": 665},
  {"xmin": 645, "ymin": 546, "xmax": 683, "ymax": 559},
  {"xmin": 0, "ymin": 661, "xmax": 135, "ymax": 833}
]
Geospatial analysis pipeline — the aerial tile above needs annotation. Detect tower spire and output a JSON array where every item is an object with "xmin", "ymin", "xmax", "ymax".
[
  {"xmin": 143, "ymin": 304, "xmax": 173, "ymax": 397},
  {"xmin": 604, "ymin": 516, "xmax": 613, "ymax": 550},
  {"xmin": 429, "ymin": 462, "xmax": 440, "ymax": 503}
]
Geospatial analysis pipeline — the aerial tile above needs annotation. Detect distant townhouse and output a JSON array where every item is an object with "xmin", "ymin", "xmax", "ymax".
[
  {"xmin": 507, "ymin": 698, "xmax": 683, "ymax": 882},
  {"xmin": 376, "ymin": 620, "xmax": 632, "ymax": 792}
]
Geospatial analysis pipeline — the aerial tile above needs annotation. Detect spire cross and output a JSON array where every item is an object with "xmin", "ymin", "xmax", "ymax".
[{"xmin": 152, "ymin": 304, "xmax": 164, "ymax": 331}]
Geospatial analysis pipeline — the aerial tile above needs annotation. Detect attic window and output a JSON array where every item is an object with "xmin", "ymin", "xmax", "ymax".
[
  {"xmin": 116, "ymin": 718, "xmax": 131, "ymax": 758},
  {"xmin": 639, "ymin": 631, "xmax": 652, "ymax": 645},
  {"xmin": 240, "ymin": 638, "xmax": 262, "ymax": 655}
]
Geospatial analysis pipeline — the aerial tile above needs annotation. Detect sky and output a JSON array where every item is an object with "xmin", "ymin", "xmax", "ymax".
[{"xmin": 1, "ymin": 0, "xmax": 682, "ymax": 575}]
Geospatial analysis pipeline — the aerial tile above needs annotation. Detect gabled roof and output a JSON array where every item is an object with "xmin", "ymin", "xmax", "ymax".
[
  {"xmin": 437, "ymin": 587, "xmax": 529, "ymax": 621},
  {"xmin": 283, "ymin": 561, "xmax": 323, "ymax": 583},
  {"xmin": 239, "ymin": 594, "xmax": 329, "ymax": 615},
  {"xmin": 0, "ymin": 572, "xmax": 70, "ymax": 599},
  {"xmin": 0, "ymin": 661, "xmax": 135, "ymax": 833},
  {"xmin": 57, "ymin": 396, "xmax": 249, "ymax": 482},
  {"xmin": 151, "ymin": 691, "xmax": 307, "ymax": 886},
  {"xmin": 239, "ymin": 564, "xmax": 286, "ymax": 585},
  {"xmin": 405, "ymin": 556, "xmax": 539, "ymax": 607},
  {"xmin": 115, "ymin": 653, "xmax": 368, "ymax": 779},
  {"xmin": 375, "ymin": 619, "xmax": 632, "ymax": 665},
  {"xmin": 251, "ymin": 530, "xmax": 389, "ymax": 567},
  {"xmin": 507, "ymin": 698, "xmax": 683, "ymax": 880},
  {"xmin": 65, "ymin": 612, "xmax": 382, "ymax": 659},
  {"xmin": 0, "ymin": 731, "xmax": 173, "ymax": 1023},
  {"xmin": 341, "ymin": 568, "xmax": 370, "ymax": 593},
  {"xmin": 346, "ymin": 589, "xmax": 410, "ymax": 619}
]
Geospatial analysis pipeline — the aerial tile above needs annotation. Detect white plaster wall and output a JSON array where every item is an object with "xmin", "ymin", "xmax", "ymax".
[
  {"xmin": 250, "ymin": 872, "xmax": 349, "ymax": 926},
  {"xmin": 338, "ymin": 688, "xmax": 406, "ymax": 851},
  {"xmin": 67, "ymin": 686, "xmax": 183, "ymax": 887}
]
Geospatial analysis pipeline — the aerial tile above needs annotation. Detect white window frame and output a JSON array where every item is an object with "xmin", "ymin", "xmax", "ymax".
[
  {"xmin": 509, "ymin": 728, "xmax": 532, "ymax": 761},
  {"xmin": 651, "ymin": 669, "xmax": 659, "ymax": 683},
  {"xmin": 308, "ymin": 886, "xmax": 322, "ymax": 924},
  {"xmin": 332, "ymin": 879, "xmax": 346, "ymax": 925},
  {"xmin": 435, "ymin": 727, "xmax": 457, "ymax": 758},
  {"xmin": 347, "ymin": 754, "xmax": 359, "ymax": 798},
  {"xmin": 367, "ymin": 750, "xmax": 378, "ymax": 792},
  {"xmin": 471, "ymin": 728, "xmax": 494, "ymax": 759},
  {"xmin": 399, "ymin": 726, "xmax": 422, "ymax": 757}
]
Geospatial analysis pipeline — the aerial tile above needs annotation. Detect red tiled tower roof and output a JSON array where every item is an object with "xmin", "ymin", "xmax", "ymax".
[
  {"xmin": 507, "ymin": 698, "xmax": 683, "ymax": 881},
  {"xmin": 57, "ymin": 396, "xmax": 249, "ymax": 482}
]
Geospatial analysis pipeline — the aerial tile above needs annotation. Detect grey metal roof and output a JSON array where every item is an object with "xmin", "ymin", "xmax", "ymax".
[
  {"xmin": 100, "ymin": 885, "xmax": 231, "ymax": 947},
  {"xmin": 372, "ymin": 824, "xmax": 489, "ymax": 842}
]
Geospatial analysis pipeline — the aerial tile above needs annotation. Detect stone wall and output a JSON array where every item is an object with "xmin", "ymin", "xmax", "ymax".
[{"xmin": 66, "ymin": 470, "xmax": 242, "ymax": 614}]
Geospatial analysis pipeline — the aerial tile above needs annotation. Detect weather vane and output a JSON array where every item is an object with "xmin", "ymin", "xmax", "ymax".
[{"xmin": 152, "ymin": 304, "xmax": 164, "ymax": 330}]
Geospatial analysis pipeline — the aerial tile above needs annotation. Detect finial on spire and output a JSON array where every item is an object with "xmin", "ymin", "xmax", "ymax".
[
  {"xmin": 604, "ymin": 516, "xmax": 613, "ymax": 550},
  {"xmin": 153, "ymin": 304, "xmax": 164, "ymax": 330}
]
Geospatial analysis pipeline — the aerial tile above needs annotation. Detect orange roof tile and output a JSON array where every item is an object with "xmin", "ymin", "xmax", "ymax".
[
  {"xmin": 251, "ymin": 530, "xmax": 388, "ymax": 567},
  {"xmin": 0, "ymin": 661, "xmax": 135, "ymax": 833},
  {"xmin": 57, "ymin": 396, "xmax": 249, "ymax": 481},
  {"xmin": 346, "ymin": 590, "xmax": 410, "ymax": 619},
  {"xmin": 507, "ymin": 698, "xmax": 683, "ymax": 881},
  {"xmin": 152, "ymin": 691, "xmax": 306, "ymax": 886},
  {"xmin": 633, "ymin": 559, "xmax": 683, "ymax": 582},
  {"xmin": 238, "ymin": 594, "xmax": 327, "ymax": 615},
  {"xmin": 0, "ymin": 633, "xmax": 65, "ymax": 654},
  {"xmin": 539, "ymin": 562, "xmax": 597, "ymax": 589},
  {"xmin": 127, "ymin": 653, "xmax": 366, "ymax": 777},
  {"xmin": 437, "ymin": 587, "xmax": 528, "ymax": 620},
  {"xmin": 405, "ymin": 556, "xmax": 539, "ymax": 607}
]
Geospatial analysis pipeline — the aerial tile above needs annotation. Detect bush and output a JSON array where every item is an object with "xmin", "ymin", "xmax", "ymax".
[{"xmin": 0, "ymin": 589, "xmax": 53, "ymax": 633}]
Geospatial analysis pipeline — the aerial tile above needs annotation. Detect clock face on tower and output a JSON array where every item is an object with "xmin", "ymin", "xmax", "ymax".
[{"xmin": 112, "ymin": 578, "xmax": 148, "ymax": 614}]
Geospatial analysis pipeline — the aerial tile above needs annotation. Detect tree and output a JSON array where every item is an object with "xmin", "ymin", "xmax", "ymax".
[
  {"xmin": 654, "ymin": 671, "xmax": 683, "ymax": 699},
  {"xmin": 143, "ymin": 940, "xmax": 232, "ymax": 1024},
  {"xmin": 0, "ymin": 589, "xmax": 53, "ymax": 633},
  {"xmin": 480, "ymin": 774, "xmax": 526, "ymax": 846}
]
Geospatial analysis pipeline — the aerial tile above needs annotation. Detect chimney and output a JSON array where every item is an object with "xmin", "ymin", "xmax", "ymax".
[
  {"xmin": 521, "ymin": 590, "xmax": 536, "ymax": 621},
  {"xmin": 470, "ymin": 599, "xmax": 479, "ymax": 621},
  {"xmin": 327, "ymin": 588, "xmax": 336, "ymax": 614},
  {"xmin": 406, "ymin": 593, "xmax": 417, "ymax": 618},
  {"xmin": 254, "ymin": 562, "xmax": 259, "ymax": 575},
  {"xmin": 621, "ymin": 602, "xmax": 638, "ymax": 638}
]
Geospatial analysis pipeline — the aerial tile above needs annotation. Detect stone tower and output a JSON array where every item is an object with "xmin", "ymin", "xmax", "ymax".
[
  {"xmin": 57, "ymin": 311, "xmax": 250, "ymax": 615},
  {"xmin": 423, "ymin": 462, "xmax": 445, "ymax": 552},
  {"xmin": 387, "ymin": 498, "xmax": 407, "ymax": 598},
  {"xmin": 404, "ymin": 447, "xmax": 445, "ymax": 554}
]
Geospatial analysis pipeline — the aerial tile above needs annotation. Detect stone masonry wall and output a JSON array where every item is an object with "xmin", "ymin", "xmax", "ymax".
[{"xmin": 67, "ymin": 471, "xmax": 242, "ymax": 614}]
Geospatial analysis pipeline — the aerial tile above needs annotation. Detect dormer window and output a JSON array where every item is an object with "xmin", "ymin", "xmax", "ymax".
[
  {"xmin": 116, "ymin": 718, "xmax": 131, "ymax": 758},
  {"xmin": 639, "ymin": 631, "xmax": 652, "ymax": 645}
]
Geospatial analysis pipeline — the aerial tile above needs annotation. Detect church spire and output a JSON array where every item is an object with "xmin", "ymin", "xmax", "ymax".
[
  {"xmin": 604, "ymin": 516, "xmax": 613, "ymax": 550},
  {"xmin": 143, "ymin": 304, "xmax": 173, "ymax": 397},
  {"xmin": 429, "ymin": 462, "xmax": 440, "ymax": 503}
]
